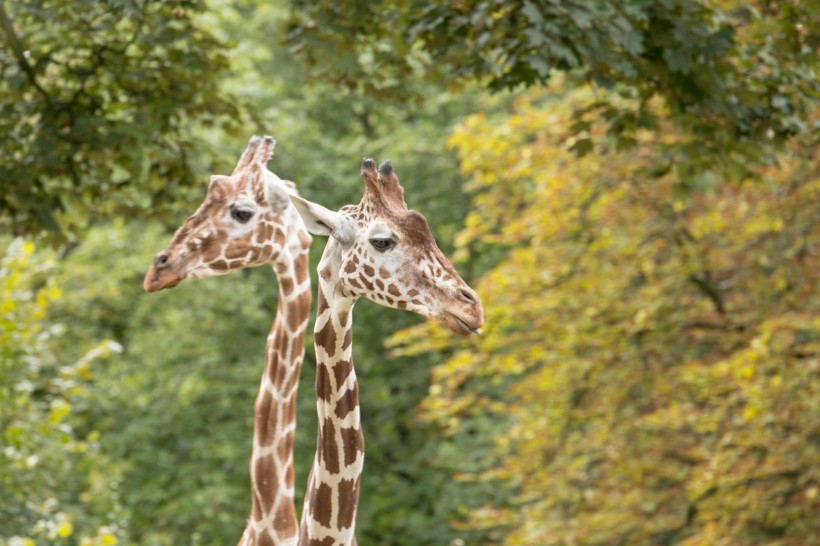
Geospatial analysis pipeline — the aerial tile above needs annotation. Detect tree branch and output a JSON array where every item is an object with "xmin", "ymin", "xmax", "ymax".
[{"xmin": 0, "ymin": 1, "xmax": 53, "ymax": 107}]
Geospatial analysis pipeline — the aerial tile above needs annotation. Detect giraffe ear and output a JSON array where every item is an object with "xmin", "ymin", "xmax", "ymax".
[
  {"xmin": 289, "ymin": 195, "xmax": 355, "ymax": 245},
  {"xmin": 263, "ymin": 171, "xmax": 291, "ymax": 214}
]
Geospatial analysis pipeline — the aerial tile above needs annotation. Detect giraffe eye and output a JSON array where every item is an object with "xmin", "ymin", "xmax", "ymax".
[
  {"xmin": 370, "ymin": 238, "xmax": 394, "ymax": 252},
  {"xmin": 231, "ymin": 207, "xmax": 254, "ymax": 223}
]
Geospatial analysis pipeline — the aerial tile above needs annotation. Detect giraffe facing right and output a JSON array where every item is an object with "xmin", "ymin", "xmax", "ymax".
[{"xmin": 289, "ymin": 158, "xmax": 484, "ymax": 546}]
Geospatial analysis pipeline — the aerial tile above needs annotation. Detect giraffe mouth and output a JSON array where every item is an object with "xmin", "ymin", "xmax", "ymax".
[
  {"xmin": 454, "ymin": 317, "xmax": 483, "ymax": 336},
  {"xmin": 143, "ymin": 265, "xmax": 183, "ymax": 293}
]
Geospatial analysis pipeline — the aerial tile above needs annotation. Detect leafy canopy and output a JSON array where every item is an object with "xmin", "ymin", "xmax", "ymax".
[
  {"xmin": 285, "ymin": 0, "xmax": 817, "ymax": 177},
  {"xmin": 0, "ymin": 0, "xmax": 243, "ymax": 241}
]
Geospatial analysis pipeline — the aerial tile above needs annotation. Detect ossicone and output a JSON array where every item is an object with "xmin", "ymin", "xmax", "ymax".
[
  {"xmin": 378, "ymin": 160, "xmax": 393, "ymax": 176},
  {"xmin": 361, "ymin": 157, "xmax": 380, "ymax": 197},
  {"xmin": 232, "ymin": 134, "xmax": 276, "ymax": 175},
  {"xmin": 377, "ymin": 159, "xmax": 406, "ymax": 210}
]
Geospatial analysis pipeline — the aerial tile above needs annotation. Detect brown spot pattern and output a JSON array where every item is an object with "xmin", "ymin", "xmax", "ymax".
[
  {"xmin": 319, "ymin": 417, "xmax": 340, "ymax": 474},
  {"xmin": 316, "ymin": 293, "xmax": 329, "ymax": 317},
  {"xmin": 336, "ymin": 477, "xmax": 360, "ymax": 530},
  {"xmin": 274, "ymin": 227, "xmax": 287, "ymax": 246},
  {"xmin": 257, "ymin": 530, "xmax": 275, "ymax": 546},
  {"xmin": 225, "ymin": 243, "xmax": 249, "ymax": 260},
  {"xmin": 287, "ymin": 291, "xmax": 311, "ymax": 331},
  {"xmin": 252, "ymin": 491, "xmax": 263, "ymax": 520},
  {"xmin": 278, "ymin": 428, "xmax": 295, "ymax": 467},
  {"xmin": 310, "ymin": 482, "xmax": 333, "ymax": 528},
  {"xmin": 316, "ymin": 322, "xmax": 337, "ymax": 357},
  {"xmin": 333, "ymin": 359, "xmax": 353, "ymax": 389},
  {"xmin": 255, "ymin": 455, "xmax": 278, "ymax": 513},
  {"xmin": 255, "ymin": 390, "xmax": 278, "ymax": 447},
  {"xmin": 340, "ymin": 425, "xmax": 364, "ymax": 467},
  {"xmin": 316, "ymin": 365, "xmax": 332, "ymax": 403},
  {"xmin": 201, "ymin": 237, "xmax": 221, "ymax": 262},
  {"xmin": 305, "ymin": 536, "xmax": 335, "ymax": 546},
  {"xmin": 274, "ymin": 498, "xmax": 295, "ymax": 529},
  {"xmin": 320, "ymin": 265, "xmax": 332, "ymax": 282},
  {"xmin": 334, "ymin": 383, "xmax": 359, "ymax": 419},
  {"xmin": 285, "ymin": 461, "xmax": 295, "ymax": 488},
  {"xmin": 298, "ymin": 230, "xmax": 312, "ymax": 248},
  {"xmin": 294, "ymin": 251, "xmax": 309, "ymax": 275}
]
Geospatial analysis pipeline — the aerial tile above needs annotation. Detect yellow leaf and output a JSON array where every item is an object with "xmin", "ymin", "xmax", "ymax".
[{"xmin": 57, "ymin": 520, "xmax": 74, "ymax": 538}]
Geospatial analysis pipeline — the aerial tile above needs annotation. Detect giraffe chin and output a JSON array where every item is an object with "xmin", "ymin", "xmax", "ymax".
[
  {"xmin": 444, "ymin": 314, "xmax": 484, "ymax": 336},
  {"xmin": 143, "ymin": 266, "xmax": 184, "ymax": 293}
]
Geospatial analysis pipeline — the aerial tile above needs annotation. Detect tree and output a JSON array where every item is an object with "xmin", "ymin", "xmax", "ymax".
[
  {"xmin": 391, "ymin": 83, "xmax": 819, "ymax": 544},
  {"xmin": 1, "ymin": 3, "xmax": 505, "ymax": 543},
  {"xmin": 0, "ymin": 239, "xmax": 121, "ymax": 546},
  {"xmin": 0, "ymin": 0, "xmax": 243, "ymax": 241},
  {"xmin": 284, "ymin": 0, "xmax": 817, "ymax": 179}
]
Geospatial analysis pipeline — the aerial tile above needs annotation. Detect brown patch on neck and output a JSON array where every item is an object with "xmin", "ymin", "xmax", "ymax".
[
  {"xmin": 333, "ymin": 359, "xmax": 353, "ymax": 389},
  {"xmin": 256, "ymin": 530, "xmax": 276, "ymax": 546},
  {"xmin": 336, "ymin": 477, "xmax": 361, "ymax": 530},
  {"xmin": 316, "ymin": 364, "xmax": 332, "ymax": 403},
  {"xmin": 286, "ymin": 291, "xmax": 311, "ymax": 332},
  {"xmin": 254, "ymin": 389, "xmax": 278, "ymax": 447},
  {"xmin": 273, "ymin": 500, "xmax": 297, "ymax": 535},
  {"xmin": 339, "ymin": 425, "xmax": 363, "ymax": 467},
  {"xmin": 310, "ymin": 482, "xmax": 333, "ymax": 528},
  {"xmin": 319, "ymin": 417, "xmax": 340, "ymax": 474},
  {"xmin": 280, "ymin": 277, "xmax": 294, "ymax": 297},
  {"xmin": 315, "ymin": 320, "xmax": 337, "ymax": 357},
  {"xmin": 334, "ymin": 382, "xmax": 359, "ymax": 419},
  {"xmin": 254, "ymin": 455, "xmax": 278, "ymax": 513},
  {"xmin": 305, "ymin": 536, "xmax": 335, "ymax": 546}
]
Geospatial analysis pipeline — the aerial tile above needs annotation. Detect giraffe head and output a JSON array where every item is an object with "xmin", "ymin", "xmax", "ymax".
[
  {"xmin": 143, "ymin": 136, "xmax": 310, "ymax": 292},
  {"xmin": 290, "ymin": 158, "xmax": 484, "ymax": 335}
]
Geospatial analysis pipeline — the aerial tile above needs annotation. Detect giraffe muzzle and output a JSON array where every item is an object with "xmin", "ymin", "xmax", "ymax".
[
  {"xmin": 455, "ymin": 317, "xmax": 483, "ymax": 335},
  {"xmin": 143, "ymin": 263, "xmax": 183, "ymax": 293}
]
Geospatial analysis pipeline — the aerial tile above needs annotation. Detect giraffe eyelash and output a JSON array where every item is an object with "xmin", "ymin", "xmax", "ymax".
[
  {"xmin": 230, "ymin": 206, "xmax": 254, "ymax": 223},
  {"xmin": 369, "ymin": 238, "xmax": 395, "ymax": 252}
]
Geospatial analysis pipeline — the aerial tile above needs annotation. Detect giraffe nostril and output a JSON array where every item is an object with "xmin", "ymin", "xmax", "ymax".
[{"xmin": 458, "ymin": 288, "xmax": 477, "ymax": 305}]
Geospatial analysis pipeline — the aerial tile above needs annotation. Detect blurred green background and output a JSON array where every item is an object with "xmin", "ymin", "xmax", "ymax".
[{"xmin": 1, "ymin": 1, "xmax": 817, "ymax": 545}]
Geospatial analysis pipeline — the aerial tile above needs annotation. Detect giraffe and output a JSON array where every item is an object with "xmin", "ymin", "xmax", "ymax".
[
  {"xmin": 143, "ymin": 136, "xmax": 312, "ymax": 546},
  {"xmin": 288, "ymin": 158, "xmax": 484, "ymax": 546}
]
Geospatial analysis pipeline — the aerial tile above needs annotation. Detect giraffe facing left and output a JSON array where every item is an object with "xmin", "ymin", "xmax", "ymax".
[{"xmin": 143, "ymin": 136, "xmax": 312, "ymax": 546}]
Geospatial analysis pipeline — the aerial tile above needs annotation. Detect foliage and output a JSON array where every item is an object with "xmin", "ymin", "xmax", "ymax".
[
  {"xmin": 46, "ymin": 222, "xmax": 275, "ymax": 545},
  {"xmin": 0, "ymin": 0, "xmax": 243, "ymax": 241},
  {"xmin": 391, "ymin": 86, "xmax": 819, "ymax": 544},
  {"xmin": 0, "ymin": 2, "xmax": 498, "ymax": 542},
  {"xmin": 285, "ymin": 0, "xmax": 817, "ymax": 178},
  {"xmin": 2, "ymin": 1, "xmax": 817, "ymax": 545},
  {"xmin": 207, "ymin": 4, "xmax": 507, "ymax": 543},
  {"xmin": 0, "ymin": 239, "xmax": 121, "ymax": 545}
]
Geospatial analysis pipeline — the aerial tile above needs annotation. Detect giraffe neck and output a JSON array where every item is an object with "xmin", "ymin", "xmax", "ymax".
[
  {"xmin": 241, "ymin": 256, "xmax": 312, "ymax": 546},
  {"xmin": 299, "ymin": 247, "xmax": 364, "ymax": 546}
]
